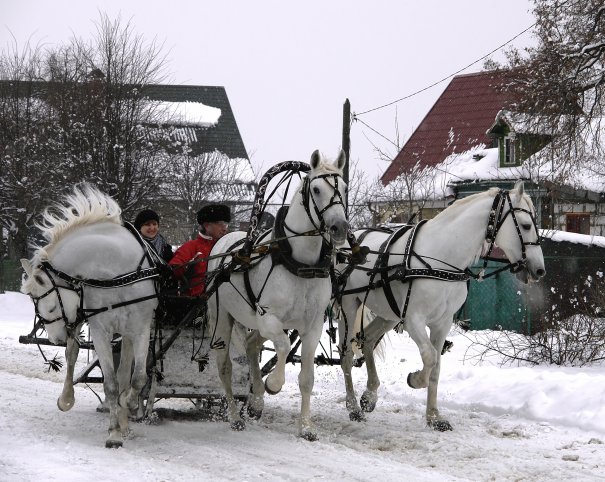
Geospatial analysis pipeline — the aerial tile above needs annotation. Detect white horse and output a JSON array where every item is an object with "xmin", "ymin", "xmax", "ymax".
[
  {"xmin": 337, "ymin": 181, "xmax": 545, "ymax": 430},
  {"xmin": 20, "ymin": 185, "xmax": 158, "ymax": 448},
  {"xmin": 207, "ymin": 150, "xmax": 348, "ymax": 441}
]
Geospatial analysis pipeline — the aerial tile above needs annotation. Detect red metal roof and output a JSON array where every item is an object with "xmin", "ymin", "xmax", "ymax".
[{"xmin": 381, "ymin": 70, "xmax": 514, "ymax": 184}]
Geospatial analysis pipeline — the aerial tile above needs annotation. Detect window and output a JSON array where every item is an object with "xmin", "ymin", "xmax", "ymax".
[
  {"xmin": 503, "ymin": 136, "xmax": 516, "ymax": 165},
  {"xmin": 566, "ymin": 213, "xmax": 590, "ymax": 234}
]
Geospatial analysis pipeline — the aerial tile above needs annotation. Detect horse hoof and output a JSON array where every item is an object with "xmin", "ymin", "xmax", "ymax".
[
  {"xmin": 349, "ymin": 410, "xmax": 365, "ymax": 422},
  {"xmin": 428, "ymin": 419, "xmax": 453, "ymax": 432},
  {"xmin": 407, "ymin": 372, "xmax": 416, "ymax": 389},
  {"xmin": 57, "ymin": 399, "xmax": 74, "ymax": 412},
  {"xmin": 247, "ymin": 405, "xmax": 263, "ymax": 420},
  {"xmin": 105, "ymin": 439, "xmax": 123, "ymax": 449},
  {"xmin": 264, "ymin": 380, "xmax": 281, "ymax": 395},
  {"xmin": 301, "ymin": 430, "xmax": 318, "ymax": 442},
  {"xmin": 360, "ymin": 394, "xmax": 376, "ymax": 413},
  {"xmin": 96, "ymin": 404, "xmax": 109, "ymax": 413},
  {"xmin": 230, "ymin": 419, "xmax": 246, "ymax": 431}
]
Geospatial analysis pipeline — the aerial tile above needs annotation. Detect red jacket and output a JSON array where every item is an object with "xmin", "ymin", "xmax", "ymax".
[{"xmin": 169, "ymin": 234, "xmax": 217, "ymax": 296}]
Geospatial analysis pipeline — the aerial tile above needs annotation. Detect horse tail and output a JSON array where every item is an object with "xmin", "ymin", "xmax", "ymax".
[{"xmin": 352, "ymin": 305, "xmax": 388, "ymax": 361}]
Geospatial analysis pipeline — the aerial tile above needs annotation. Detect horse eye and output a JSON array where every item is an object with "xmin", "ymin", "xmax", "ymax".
[
  {"xmin": 313, "ymin": 187, "xmax": 320, "ymax": 195},
  {"xmin": 522, "ymin": 223, "xmax": 531, "ymax": 231}
]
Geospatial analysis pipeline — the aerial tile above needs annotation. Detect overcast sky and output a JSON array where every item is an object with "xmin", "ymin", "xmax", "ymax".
[{"xmin": 2, "ymin": 1, "xmax": 535, "ymax": 181}]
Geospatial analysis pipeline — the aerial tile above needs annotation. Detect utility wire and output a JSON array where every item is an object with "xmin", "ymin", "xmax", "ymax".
[{"xmin": 355, "ymin": 23, "xmax": 536, "ymax": 117}]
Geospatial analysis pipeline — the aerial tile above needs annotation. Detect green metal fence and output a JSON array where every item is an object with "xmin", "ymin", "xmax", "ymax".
[
  {"xmin": 461, "ymin": 261, "xmax": 531, "ymax": 333},
  {"xmin": 461, "ymin": 238, "xmax": 605, "ymax": 334}
]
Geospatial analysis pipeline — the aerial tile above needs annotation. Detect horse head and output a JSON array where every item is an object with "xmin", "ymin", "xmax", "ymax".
[
  {"xmin": 20, "ymin": 258, "xmax": 80, "ymax": 344},
  {"xmin": 493, "ymin": 180, "xmax": 546, "ymax": 283},
  {"xmin": 305, "ymin": 149, "xmax": 349, "ymax": 246}
]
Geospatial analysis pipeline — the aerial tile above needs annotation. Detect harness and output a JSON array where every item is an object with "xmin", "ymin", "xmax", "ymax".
[
  {"xmin": 29, "ymin": 222, "xmax": 163, "ymax": 334},
  {"xmin": 336, "ymin": 188, "xmax": 541, "ymax": 321},
  {"xmin": 204, "ymin": 163, "xmax": 349, "ymax": 317}
]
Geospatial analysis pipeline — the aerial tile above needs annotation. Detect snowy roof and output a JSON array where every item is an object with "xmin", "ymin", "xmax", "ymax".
[
  {"xmin": 488, "ymin": 110, "xmax": 556, "ymax": 136},
  {"xmin": 540, "ymin": 229, "xmax": 605, "ymax": 248},
  {"xmin": 382, "ymin": 144, "xmax": 605, "ymax": 201},
  {"xmin": 148, "ymin": 100, "xmax": 221, "ymax": 127},
  {"xmin": 382, "ymin": 70, "xmax": 514, "ymax": 184}
]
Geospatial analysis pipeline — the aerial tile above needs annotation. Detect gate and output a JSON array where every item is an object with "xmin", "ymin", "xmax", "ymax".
[
  {"xmin": 461, "ymin": 260, "xmax": 531, "ymax": 333},
  {"xmin": 0, "ymin": 260, "xmax": 23, "ymax": 293}
]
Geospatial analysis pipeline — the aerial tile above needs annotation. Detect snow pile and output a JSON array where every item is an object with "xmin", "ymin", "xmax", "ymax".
[{"xmin": 151, "ymin": 100, "xmax": 221, "ymax": 127}]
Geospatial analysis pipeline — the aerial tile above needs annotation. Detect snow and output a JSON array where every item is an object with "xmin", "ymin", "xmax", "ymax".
[
  {"xmin": 150, "ymin": 100, "xmax": 221, "ymax": 127},
  {"xmin": 387, "ymin": 143, "xmax": 605, "ymax": 201},
  {"xmin": 1, "ymin": 290, "xmax": 605, "ymax": 481},
  {"xmin": 540, "ymin": 229, "xmax": 605, "ymax": 248}
]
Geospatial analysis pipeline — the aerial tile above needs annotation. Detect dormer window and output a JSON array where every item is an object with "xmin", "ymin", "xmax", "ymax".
[{"xmin": 503, "ymin": 134, "xmax": 516, "ymax": 165}]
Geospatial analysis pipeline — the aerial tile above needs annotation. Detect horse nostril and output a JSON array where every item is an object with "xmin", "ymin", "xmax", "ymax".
[
  {"xmin": 536, "ymin": 269, "xmax": 545, "ymax": 277},
  {"xmin": 330, "ymin": 225, "xmax": 339, "ymax": 233}
]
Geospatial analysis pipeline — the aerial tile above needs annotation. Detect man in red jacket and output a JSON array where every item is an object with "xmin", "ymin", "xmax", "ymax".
[{"xmin": 169, "ymin": 204, "xmax": 230, "ymax": 296}]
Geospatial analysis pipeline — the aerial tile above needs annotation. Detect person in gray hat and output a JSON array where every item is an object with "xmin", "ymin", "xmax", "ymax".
[{"xmin": 169, "ymin": 204, "xmax": 231, "ymax": 296}]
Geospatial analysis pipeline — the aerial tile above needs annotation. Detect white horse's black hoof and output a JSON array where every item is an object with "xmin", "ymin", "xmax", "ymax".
[
  {"xmin": 349, "ymin": 410, "xmax": 365, "ymax": 422},
  {"xmin": 360, "ymin": 394, "xmax": 376, "ymax": 413},
  {"xmin": 301, "ymin": 430, "xmax": 318, "ymax": 442},
  {"xmin": 407, "ymin": 372, "xmax": 417, "ymax": 389},
  {"xmin": 247, "ymin": 405, "xmax": 263, "ymax": 420},
  {"xmin": 105, "ymin": 439, "xmax": 123, "ymax": 449},
  {"xmin": 231, "ymin": 419, "xmax": 246, "ymax": 431},
  {"xmin": 428, "ymin": 419, "xmax": 453, "ymax": 432}
]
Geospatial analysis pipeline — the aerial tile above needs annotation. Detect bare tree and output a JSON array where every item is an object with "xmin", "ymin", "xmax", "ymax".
[
  {"xmin": 346, "ymin": 158, "xmax": 373, "ymax": 229},
  {"xmin": 0, "ymin": 40, "xmax": 69, "ymax": 258},
  {"xmin": 503, "ymin": 0, "xmax": 605, "ymax": 165},
  {"xmin": 163, "ymin": 150, "xmax": 255, "ymax": 239},
  {"xmin": 1, "ymin": 13, "xmax": 173, "ymax": 257},
  {"xmin": 368, "ymin": 160, "xmax": 439, "ymax": 225},
  {"xmin": 62, "ymin": 12, "xmax": 171, "ymax": 212}
]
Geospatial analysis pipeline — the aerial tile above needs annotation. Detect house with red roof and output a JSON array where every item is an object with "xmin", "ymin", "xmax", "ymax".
[{"xmin": 380, "ymin": 70, "xmax": 605, "ymax": 236}]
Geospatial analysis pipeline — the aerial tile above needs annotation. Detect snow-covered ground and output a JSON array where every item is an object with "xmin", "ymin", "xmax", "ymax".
[{"xmin": 1, "ymin": 290, "xmax": 604, "ymax": 481}]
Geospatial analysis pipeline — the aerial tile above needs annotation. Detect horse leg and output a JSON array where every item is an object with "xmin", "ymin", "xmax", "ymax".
[
  {"xmin": 245, "ymin": 329, "xmax": 266, "ymax": 420},
  {"xmin": 426, "ymin": 318, "xmax": 454, "ymax": 431},
  {"xmin": 338, "ymin": 298, "xmax": 364, "ymax": 421},
  {"xmin": 118, "ymin": 327, "xmax": 151, "ymax": 425},
  {"xmin": 297, "ymin": 320, "xmax": 324, "ymax": 441},
  {"xmin": 90, "ymin": 327, "xmax": 122, "ymax": 448},
  {"xmin": 360, "ymin": 315, "xmax": 396, "ymax": 414},
  {"xmin": 258, "ymin": 314, "xmax": 290, "ymax": 395},
  {"xmin": 57, "ymin": 331, "xmax": 80, "ymax": 411},
  {"xmin": 405, "ymin": 314, "xmax": 438, "ymax": 390},
  {"xmin": 214, "ymin": 313, "xmax": 244, "ymax": 430}
]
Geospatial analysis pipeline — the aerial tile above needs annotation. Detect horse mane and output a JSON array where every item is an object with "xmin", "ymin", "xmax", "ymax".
[
  {"xmin": 32, "ymin": 184, "xmax": 122, "ymax": 261},
  {"xmin": 313, "ymin": 161, "xmax": 342, "ymax": 176},
  {"xmin": 431, "ymin": 187, "xmax": 500, "ymax": 222}
]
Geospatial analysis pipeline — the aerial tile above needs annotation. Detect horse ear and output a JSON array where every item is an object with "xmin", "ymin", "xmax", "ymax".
[
  {"xmin": 514, "ymin": 180, "xmax": 525, "ymax": 196},
  {"xmin": 310, "ymin": 150, "xmax": 321, "ymax": 170},
  {"xmin": 20, "ymin": 259, "xmax": 33, "ymax": 277},
  {"xmin": 335, "ymin": 149, "xmax": 346, "ymax": 170}
]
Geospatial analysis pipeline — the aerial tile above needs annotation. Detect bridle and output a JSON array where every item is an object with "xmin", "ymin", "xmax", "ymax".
[
  {"xmin": 27, "ymin": 257, "xmax": 160, "ymax": 334},
  {"xmin": 283, "ymin": 172, "xmax": 347, "ymax": 242},
  {"xmin": 481, "ymin": 189, "xmax": 541, "ymax": 276},
  {"xmin": 29, "ymin": 264, "xmax": 84, "ymax": 336}
]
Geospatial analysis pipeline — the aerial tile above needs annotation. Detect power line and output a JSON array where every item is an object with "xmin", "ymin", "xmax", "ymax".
[
  {"xmin": 353, "ymin": 115, "xmax": 400, "ymax": 149},
  {"xmin": 355, "ymin": 23, "xmax": 536, "ymax": 117}
]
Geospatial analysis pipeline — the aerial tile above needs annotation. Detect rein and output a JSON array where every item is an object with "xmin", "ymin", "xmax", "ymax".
[
  {"xmin": 29, "ymin": 225, "xmax": 163, "ymax": 331},
  {"xmin": 202, "ymin": 162, "xmax": 350, "ymax": 317},
  {"xmin": 335, "ymin": 188, "xmax": 541, "ymax": 320}
]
